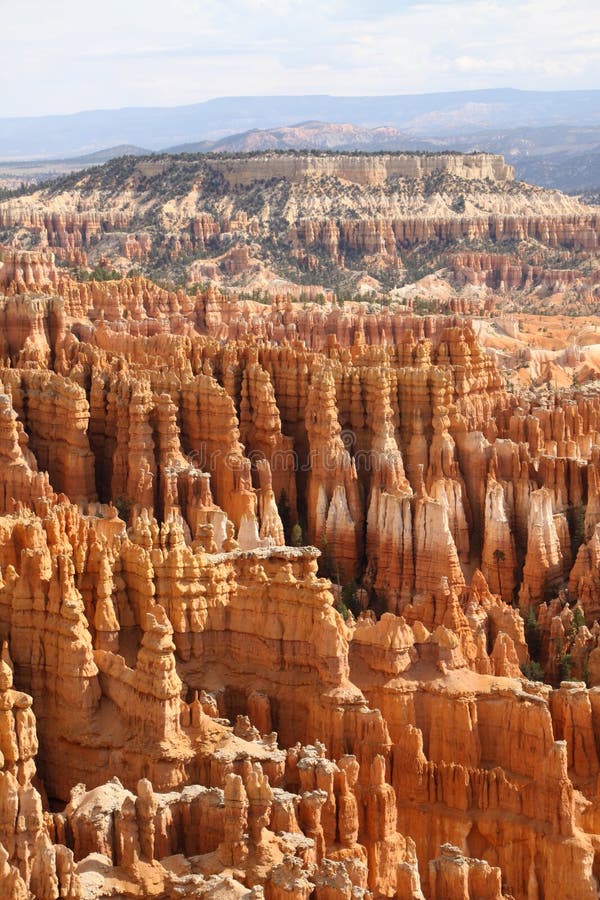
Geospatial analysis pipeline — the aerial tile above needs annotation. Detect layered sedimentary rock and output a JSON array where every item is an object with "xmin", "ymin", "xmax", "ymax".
[
  {"xmin": 481, "ymin": 468, "xmax": 517, "ymax": 603},
  {"xmin": 289, "ymin": 213, "xmax": 600, "ymax": 272},
  {"xmin": 0, "ymin": 644, "xmax": 82, "ymax": 899},
  {"xmin": 211, "ymin": 152, "xmax": 515, "ymax": 187},
  {"xmin": 305, "ymin": 365, "xmax": 363, "ymax": 581},
  {"xmin": 10, "ymin": 370, "xmax": 97, "ymax": 502},
  {"xmin": 0, "ymin": 247, "xmax": 60, "ymax": 294},
  {"xmin": 0, "ymin": 388, "xmax": 54, "ymax": 514},
  {"xmin": 520, "ymin": 488, "xmax": 570, "ymax": 608},
  {"xmin": 0, "ymin": 492, "xmax": 596, "ymax": 898},
  {"xmin": 2, "ymin": 259, "xmax": 600, "ymax": 897},
  {"xmin": 1, "ymin": 152, "xmax": 596, "ymax": 305},
  {"xmin": 449, "ymin": 250, "xmax": 600, "ymax": 296}
]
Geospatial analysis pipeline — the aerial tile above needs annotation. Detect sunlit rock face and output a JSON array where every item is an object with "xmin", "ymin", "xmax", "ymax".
[
  {"xmin": 2, "ymin": 150, "xmax": 597, "ymax": 310},
  {"xmin": 1, "ymin": 247, "xmax": 600, "ymax": 899}
]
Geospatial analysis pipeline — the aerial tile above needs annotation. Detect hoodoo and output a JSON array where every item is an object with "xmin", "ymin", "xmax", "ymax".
[{"xmin": 0, "ymin": 143, "xmax": 599, "ymax": 898}]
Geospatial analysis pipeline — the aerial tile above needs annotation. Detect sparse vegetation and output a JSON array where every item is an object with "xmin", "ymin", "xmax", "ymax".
[
  {"xmin": 524, "ymin": 607, "xmax": 542, "ymax": 661},
  {"xmin": 557, "ymin": 651, "xmax": 572, "ymax": 683},
  {"xmin": 114, "ymin": 496, "xmax": 132, "ymax": 523},
  {"xmin": 74, "ymin": 265, "xmax": 123, "ymax": 282},
  {"xmin": 290, "ymin": 523, "xmax": 304, "ymax": 548},
  {"xmin": 520, "ymin": 660, "xmax": 544, "ymax": 681}
]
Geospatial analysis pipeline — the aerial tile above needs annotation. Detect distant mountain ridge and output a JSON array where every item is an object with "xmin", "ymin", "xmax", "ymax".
[
  {"xmin": 3, "ymin": 89, "xmax": 600, "ymax": 160},
  {"xmin": 165, "ymin": 122, "xmax": 438, "ymax": 154},
  {"xmin": 3, "ymin": 108, "xmax": 600, "ymax": 192},
  {"xmin": 182, "ymin": 121, "xmax": 600, "ymax": 190}
]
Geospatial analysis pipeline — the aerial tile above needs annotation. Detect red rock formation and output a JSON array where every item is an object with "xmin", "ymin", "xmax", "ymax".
[
  {"xmin": 429, "ymin": 844, "xmax": 505, "ymax": 900},
  {"xmin": 481, "ymin": 468, "xmax": 517, "ymax": 603},
  {"xmin": 1, "ymin": 265, "xmax": 600, "ymax": 897},
  {"xmin": 0, "ymin": 645, "xmax": 82, "ymax": 898},
  {"xmin": 450, "ymin": 250, "xmax": 599, "ymax": 294},
  {"xmin": 240, "ymin": 358, "xmax": 297, "ymax": 524},
  {"xmin": 12, "ymin": 371, "xmax": 97, "ymax": 503},
  {"xmin": 520, "ymin": 488, "xmax": 569, "ymax": 609},
  {"xmin": 305, "ymin": 365, "xmax": 363, "ymax": 581},
  {"xmin": 0, "ymin": 248, "xmax": 59, "ymax": 294},
  {"xmin": 288, "ymin": 213, "xmax": 600, "ymax": 269},
  {"xmin": 0, "ymin": 389, "xmax": 54, "ymax": 514}
]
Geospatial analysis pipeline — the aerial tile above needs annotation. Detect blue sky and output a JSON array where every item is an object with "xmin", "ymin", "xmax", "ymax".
[{"xmin": 2, "ymin": 0, "xmax": 600, "ymax": 117}]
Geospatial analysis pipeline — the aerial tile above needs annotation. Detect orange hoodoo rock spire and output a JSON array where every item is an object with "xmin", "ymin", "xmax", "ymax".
[{"xmin": 0, "ymin": 252, "xmax": 600, "ymax": 897}]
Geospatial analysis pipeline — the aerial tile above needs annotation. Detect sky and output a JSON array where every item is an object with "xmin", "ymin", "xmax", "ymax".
[{"xmin": 2, "ymin": 0, "xmax": 600, "ymax": 117}]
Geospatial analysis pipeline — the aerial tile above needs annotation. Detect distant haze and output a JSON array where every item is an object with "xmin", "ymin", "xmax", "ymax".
[
  {"xmin": 2, "ymin": 0, "xmax": 600, "ymax": 118},
  {"xmin": 3, "ymin": 89, "xmax": 600, "ymax": 161}
]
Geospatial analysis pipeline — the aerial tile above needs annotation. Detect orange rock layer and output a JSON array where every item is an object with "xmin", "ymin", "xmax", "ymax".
[{"xmin": 0, "ymin": 260, "xmax": 599, "ymax": 897}]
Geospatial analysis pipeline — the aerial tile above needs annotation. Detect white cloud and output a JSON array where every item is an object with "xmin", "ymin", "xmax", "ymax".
[{"xmin": 1, "ymin": 0, "xmax": 599, "ymax": 116}]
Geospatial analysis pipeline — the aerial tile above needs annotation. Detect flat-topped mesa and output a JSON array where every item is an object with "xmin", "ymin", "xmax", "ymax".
[
  {"xmin": 2, "ymin": 154, "xmax": 598, "ymax": 306},
  {"xmin": 211, "ymin": 152, "xmax": 515, "ymax": 187}
]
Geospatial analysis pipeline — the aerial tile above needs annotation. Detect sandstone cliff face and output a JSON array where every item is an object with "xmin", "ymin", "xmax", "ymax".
[
  {"xmin": 2, "ymin": 261, "xmax": 600, "ymax": 897},
  {"xmin": 449, "ymin": 250, "xmax": 599, "ymax": 294},
  {"xmin": 481, "ymin": 469, "xmax": 517, "ymax": 602},
  {"xmin": 305, "ymin": 365, "xmax": 363, "ymax": 582},
  {"xmin": 0, "ymin": 388, "xmax": 54, "ymax": 514},
  {"xmin": 0, "ymin": 645, "xmax": 82, "ymax": 899},
  {"xmin": 211, "ymin": 152, "xmax": 515, "ymax": 187},
  {"xmin": 289, "ymin": 213, "xmax": 600, "ymax": 273},
  {"xmin": 0, "ymin": 247, "xmax": 60, "ymax": 294}
]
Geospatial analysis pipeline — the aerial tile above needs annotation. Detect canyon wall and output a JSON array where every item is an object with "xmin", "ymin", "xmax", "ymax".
[
  {"xmin": 0, "ymin": 254, "xmax": 599, "ymax": 897},
  {"xmin": 211, "ymin": 152, "xmax": 515, "ymax": 186}
]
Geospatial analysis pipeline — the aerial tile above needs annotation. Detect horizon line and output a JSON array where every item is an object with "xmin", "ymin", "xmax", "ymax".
[{"xmin": 5, "ymin": 86, "xmax": 600, "ymax": 123}]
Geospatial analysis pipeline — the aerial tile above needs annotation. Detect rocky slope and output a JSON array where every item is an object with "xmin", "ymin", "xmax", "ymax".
[
  {"xmin": 1, "ymin": 151, "xmax": 597, "ymax": 304},
  {"xmin": 1, "ymin": 253, "xmax": 600, "ymax": 896}
]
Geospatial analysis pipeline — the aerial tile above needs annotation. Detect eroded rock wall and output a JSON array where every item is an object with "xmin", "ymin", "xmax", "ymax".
[{"xmin": 0, "ymin": 261, "xmax": 599, "ymax": 897}]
